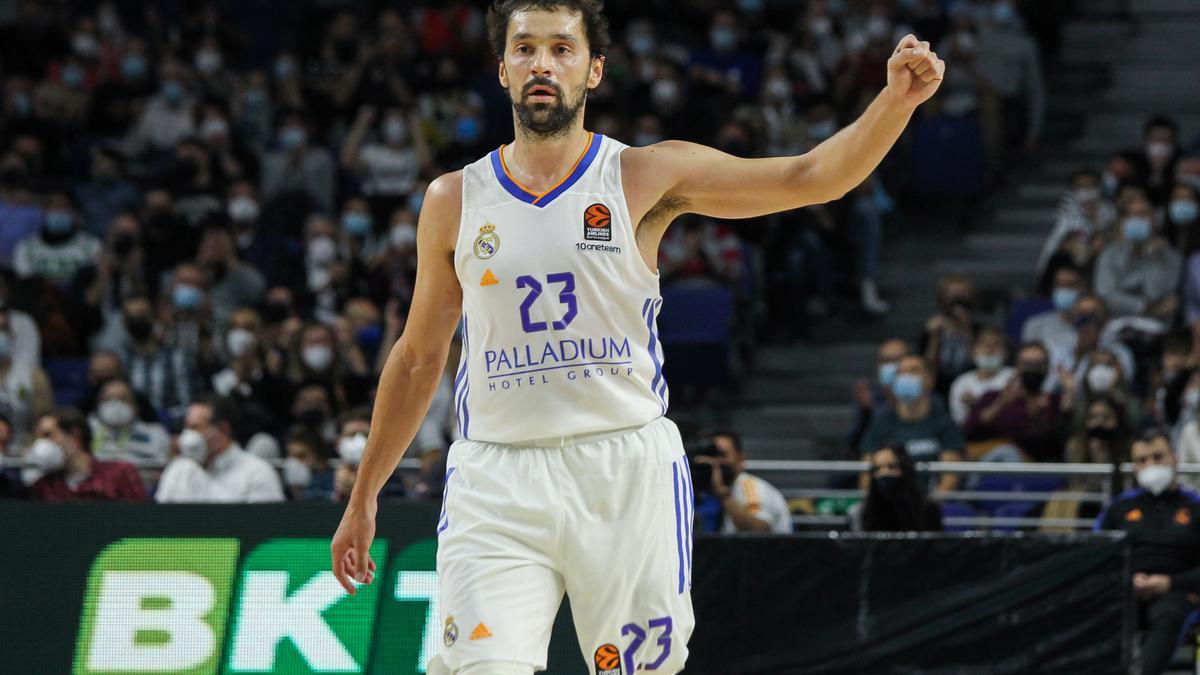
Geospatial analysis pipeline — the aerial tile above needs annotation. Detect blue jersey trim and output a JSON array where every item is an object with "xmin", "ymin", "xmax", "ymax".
[{"xmin": 488, "ymin": 133, "xmax": 604, "ymax": 208}]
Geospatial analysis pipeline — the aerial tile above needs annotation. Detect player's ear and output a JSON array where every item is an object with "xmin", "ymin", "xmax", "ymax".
[
  {"xmin": 587, "ymin": 55, "xmax": 605, "ymax": 90},
  {"xmin": 498, "ymin": 60, "xmax": 509, "ymax": 89}
]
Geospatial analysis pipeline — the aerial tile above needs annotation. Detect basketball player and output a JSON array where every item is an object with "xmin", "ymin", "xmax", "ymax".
[{"xmin": 331, "ymin": 2, "xmax": 944, "ymax": 673}]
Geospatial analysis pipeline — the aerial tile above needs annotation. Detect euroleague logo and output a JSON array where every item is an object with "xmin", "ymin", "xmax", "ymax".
[
  {"xmin": 594, "ymin": 643, "xmax": 622, "ymax": 675},
  {"xmin": 584, "ymin": 203, "xmax": 612, "ymax": 242}
]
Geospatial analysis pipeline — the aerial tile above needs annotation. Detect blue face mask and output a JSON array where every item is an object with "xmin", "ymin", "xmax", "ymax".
[
  {"xmin": 1170, "ymin": 200, "xmax": 1198, "ymax": 224},
  {"xmin": 878, "ymin": 362, "xmax": 899, "ymax": 387},
  {"xmin": 172, "ymin": 284, "xmax": 203, "ymax": 311},
  {"xmin": 356, "ymin": 324, "xmax": 383, "ymax": 353},
  {"xmin": 892, "ymin": 373, "xmax": 925, "ymax": 401},
  {"xmin": 162, "ymin": 81, "xmax": 185, "ymax": 106},
  {"xmin": 456, "ymin": 117, "xmax": 482, "ymax": 144},
  {"xmin": 1122, "ymin": 216, "xmax": 1152, "ymax": 242},
  {"xmin": 121, "ymin": 54, "xmax": 147, "ymax": 80},
  {"xmin": 342, "ymin": 212, "xmax": 372, "ymax": 237},
  {"xmin": 243, "ymin": 88, "xmax": 267, "ymax": 110},
  {"xmin": 279, "ymin": 127, "xmax": 307, "ymax": 150},
  {"xmin": 0, "ymin": 332, "xmax": 12, "ymax": 360},
  {"xmin": 62, "ymin": 65, "xmax": 85, "ymax": 89},
  {"xmin": 1052, "ymin": 287, "xmax": 1080, "ymax": 312},
  {"xmin": 710, "ymin": 27, "xmax": 737, "ymax": 51},
  {"xmin": 45, "ymin": 211, "xmax": 74, "ymax": 234}
]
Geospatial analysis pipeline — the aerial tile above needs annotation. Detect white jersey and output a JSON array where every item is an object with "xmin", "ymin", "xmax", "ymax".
[{"xmin": 453, "ymin": 133, "xmax": 666, "ymax": 444}]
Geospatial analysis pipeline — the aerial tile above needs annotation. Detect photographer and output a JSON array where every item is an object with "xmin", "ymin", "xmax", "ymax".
[{"xmin": 694, "ymin": 430, "xmax": 791, "ymax": 534}]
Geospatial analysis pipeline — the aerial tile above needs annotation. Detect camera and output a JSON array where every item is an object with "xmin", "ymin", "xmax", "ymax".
[{"xmin": 685, "ymin": 439, "xmax": 736, "ymax": 493}]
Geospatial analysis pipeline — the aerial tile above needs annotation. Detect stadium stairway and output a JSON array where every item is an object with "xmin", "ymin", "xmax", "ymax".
[{"xmin": 711, "ymin": 0, "xmax": 1200, "ymax": 500}]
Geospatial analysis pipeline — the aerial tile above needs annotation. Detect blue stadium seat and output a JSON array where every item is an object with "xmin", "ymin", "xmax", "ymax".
[
  {"xmin": 1006, "ymin": 297, "xmax": 1055, "ymax": 345},
  {"xmin": 939, "ymin": 501, "xmax": 978, "ymax": 532},
  {"xmin": 42, "ymin": 357, "xmax": 91, "ymax": 407}
]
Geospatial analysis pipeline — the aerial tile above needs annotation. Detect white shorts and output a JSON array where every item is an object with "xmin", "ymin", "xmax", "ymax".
[{"xmin": 433, "ymin": 416, "xmax": 695, "ymax": 674}]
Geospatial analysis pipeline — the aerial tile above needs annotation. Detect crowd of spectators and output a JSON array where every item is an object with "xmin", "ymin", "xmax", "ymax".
[
  {"xmin": 0, "ymin": 0, "xmax": 1058, "ymax": 502},
  {"xmin": 847, "ymin": 102, "xmax": 1200, "ymax": 529}
]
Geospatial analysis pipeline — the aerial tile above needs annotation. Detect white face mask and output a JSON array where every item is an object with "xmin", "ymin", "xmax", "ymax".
[
  {"xmin": 282, "ymin": 457, "xmax": 313, "ymax": 488},
  {"xmin": 227, "ymin": 196, "xmax": 259, "ymax": 224},
  {"xmin": 226, "ymin": 327, "xmax": 257, "ymax": 358},
  {"xmin": 1137, "ymin": 464, "xmax": 1175, "ymax": 496},
  {"xmin": 302, "ymin": 345, "xmax": 334, "ymax": 371},
  {"xmin": 308, "ymin": 236, "xmax": 337, "ymax": 265},
  {"xmin": 178, "ymin": 428, "xmax": 210, "ymax": 464},
  {"xmin": 390, "ymin": 223, "xmax": 417, "ymax": 250},
  {"xmin": 22, "ymin": 438, "xmax": 66, "ymax": 486},
  {"xmin": 382, "ymin": 117, "xmax": 408, "ymax": 144},
  {"xmin": 338, "ymin": 432, "xmax": 368, "ymax": 465},
  {"xmin": 1086, "ymin": 364, "xmax": 1118, "ymax": 393},
  {"xmin": 98, "ymin": 399, "xmax": 135, "ymax": 428}
]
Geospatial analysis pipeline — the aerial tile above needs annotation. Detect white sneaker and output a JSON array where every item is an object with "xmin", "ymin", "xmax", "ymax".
[{"xmin": 861, "ymin": 280, "xmax": 890, "ymax": 315}]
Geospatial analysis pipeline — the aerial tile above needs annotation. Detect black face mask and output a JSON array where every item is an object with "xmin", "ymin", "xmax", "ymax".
[
  {"xmin": 1087, "ymin": 425, "xmax": 1118, "ymax": 441},
  {"xmin": 297, "ymin": 408, "xmax": 325, "ymax": 428},
  {"xmin": 1020, "ymin": 369, "xmax": 1047, "ymax": 393},
  {"xmin": 261, "ymin": 302, "xmax": 290, "ymax": 324},
  {"xmin": 872, "ymin": 475, "xmax": 903, "ymax": 500},
  {"xmin": 125, "ymin": 316, "xmax": 153, "ymax": 342},
  {"xmin": 146, "ymin": 213, "xmax": 175, "ymax": 235},
  {"xmin": 208, "ymin": 261, "xmax": 228, "ymax": 281},
  {"xmin": 112, "ymin": 234, "xmax": 136, "ymax": 258}
]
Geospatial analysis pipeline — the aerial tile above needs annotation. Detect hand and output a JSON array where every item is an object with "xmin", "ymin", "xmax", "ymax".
[
  {"xmin": 925, "ymin": 314, "xmax": 947, "ymax": 334},
  {"xmin": 959, "ymin": 390, "xmax": 977, "ymax": 411},
  {"xmin": 330, "ymin": 502, "xmax": 377, "ymax": 595},
  {"xmin": 1133, "ymin": 573, "xmax": 1171, "ymax": 600},
  {"xmin": 1057, "ymin": 365, "xmax": 1076, "ymax": 392},
  {"xmin": 886, "ymin": 34, "xmax": 945, "ymax": 109}
]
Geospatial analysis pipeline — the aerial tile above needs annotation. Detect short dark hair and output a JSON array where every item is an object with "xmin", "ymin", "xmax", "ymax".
[
  {"xmin": 337, "ymin": 406, "xmax": 372, "ymax": 433},
  {"xmin": 709, "ymin": 429, "xmax": 743, "ymax": 455},
  {"xmin": 487, "ymin": 0, "xmax": 610, "ymax": 58},
  {"xmin": 1136, "ymin": 427, "xmax": 1171, "ymax": 446},
  {"xmin": 51, "ymin": 407, "xmax": 91, "ymax": 452},
  {"xmin": 1144, "ymin": 114, "xmax": 1178, "ymax": 138},
  {"xmin": 199, "ymin": 396, "xmax": 242, "ymax": 440}
]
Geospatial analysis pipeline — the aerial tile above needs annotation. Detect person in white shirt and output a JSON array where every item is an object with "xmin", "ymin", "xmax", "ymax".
[
  {"xmin": 699, "ymin": 430, "xmax": 792, "ymax": 534},
  {"xmin": 155, "ymin": 398, "xmax": 284, "ymax": 503},
  {"xmin": 948, "ymin": 326, "xmax": 1014, "ymax": 425}
]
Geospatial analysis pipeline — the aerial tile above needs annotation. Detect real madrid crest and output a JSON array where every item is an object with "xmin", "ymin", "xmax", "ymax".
[
  {"xmin": 444, "ymin": 615, "xmax": 459, "ymax": 647},
  {"xmin": 473, "ymin": 223, "xmax": 500, "ymax": 260}
]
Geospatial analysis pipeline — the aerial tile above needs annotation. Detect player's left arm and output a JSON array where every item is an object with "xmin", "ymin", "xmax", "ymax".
[{"xmin": 638, "ymin": 35, "xmax": 942, "ymax": 220}]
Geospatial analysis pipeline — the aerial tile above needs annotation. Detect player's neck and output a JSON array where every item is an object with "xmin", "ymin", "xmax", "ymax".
[{"xmin": 505, "ymin": 125, "xmax": 592, "ymax": 191}]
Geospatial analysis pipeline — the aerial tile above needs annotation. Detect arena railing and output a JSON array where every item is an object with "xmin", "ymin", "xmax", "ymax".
[{"xmin": 741, "ymin": 460, "xmax": 1200, "ymax": 531}]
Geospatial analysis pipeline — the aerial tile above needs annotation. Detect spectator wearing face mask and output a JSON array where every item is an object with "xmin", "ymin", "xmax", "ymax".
[
  {"xmin": 1162, "ymin": 184, "xmax": 1199, "ymax": 253},
  {"xmin": 155, "ymin": 398, "xmax": 284, "ymax": 503},
  {"xmin": 338, "ymin": 195, "xmax": 382, "ymax": 263},
  {"xmin": 225, "ymin": 179, "xmax": 301, "ymax": 288},
  {"xmin": 12, "ymin": 189, "xmax": 101, "ymax": 288},
  {"xmin": 88, "ymin": 377, "xmax": 171, "ymax": 490},
  {"xmin": 211, "ymin": 307, "xmax": 288, "ymax": 433},
  {"xmin": 261, "ymin": 108, "xmax": 335, "ymax": 215},
  {"xmin": 286, "ymin": 323, "xmax": 364, "ymax": 412},
  {"xmin": 1127, "ymin": 116, "xmax": 1182, "ymax": 207},
  {"xmin": 25, "ymin": 408, "xmax": 146, "ymax": 502},
  {"xmin": 1095, "ymin": 192, "xmax": 1182, "ymax": 321},
  {"xmin": 963, "ymin": 342, "xmax": 1064, "ymax": 462},
  {"xmin": 1041, "ymin": 396, "xmax": 1131, "ymax": 530},
  {"xmin": 120, "ymin": 294, "xmax": 200, "ymax": 427},
  {"xmin": 1022, "ymin": 264, "xmax": 1087, "ymax": 363},
  {"xmin": 332, "ymin": 407, "xmax": 405, "ymax": 502},
  {"xmin": 1095, "ymin": 429, "xmax": 1200, "ymax": 675},
  {"xmin": 1036, "ymin": 294, "xmax": 1136, "ymax": 394},
  {"xmin": 369, "ymin": 208, "xmax": 419, "ymax": 310},
  {"xmin": 948, "ymin": 326, "xmax": 1013, "ymax": 425},
  {"xmin": 974, "ymin": 0, "xmax": 1045, "ymax": 158},
  {"xmin": 195, "ymin": 223, "xmax": 266, "ymax": 326},
  {"xmin": 0, "ymin": 307, "xmax": 53, "ymax": 447},
  {"xmin": 852, "ymin": 445, "xmax": 943, "ymax": 533},
  {"xmin": 921, "ymin": 274, "xmax": 979, "ymax": 397},
  {"xmin": 1037, "ymin": 170, "xmax": 1118, "ymax": 279},
  {"xmin": 281, "ymin": 429, "xmax": 334, "ymax": 501},
  {"xmin": 121, "ymin": 59, "xmax": 196, "ymax": 159},
  {"xmin": 859, "ymin": 355, "xmax": 964, "ymax": 493},
  {"xmin": 340, "ymin": 105, "xmax": 431, "ymax": 212},
  {"xmin": 849, "ymin": 338, "xmax": 910, "ymax": 457}
]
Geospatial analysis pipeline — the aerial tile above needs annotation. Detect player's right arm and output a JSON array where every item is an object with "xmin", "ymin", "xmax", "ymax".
[{"xmin": 331, "ymin": 170, "xmax": 464, "ymax": 594}]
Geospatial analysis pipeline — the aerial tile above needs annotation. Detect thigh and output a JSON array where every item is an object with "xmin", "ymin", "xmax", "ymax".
[
  {"xmin": 435, "ymin": 442, "xmax": 566, "ymax": 672},
  {"xmin": 561, "ymin": 418, "xmax": 695, "ymax": 675}
]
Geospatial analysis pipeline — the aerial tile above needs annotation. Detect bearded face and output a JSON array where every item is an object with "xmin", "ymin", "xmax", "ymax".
[{"xmin": 510, "ymin": 75, "xmax": 589, "ymax": 139}]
